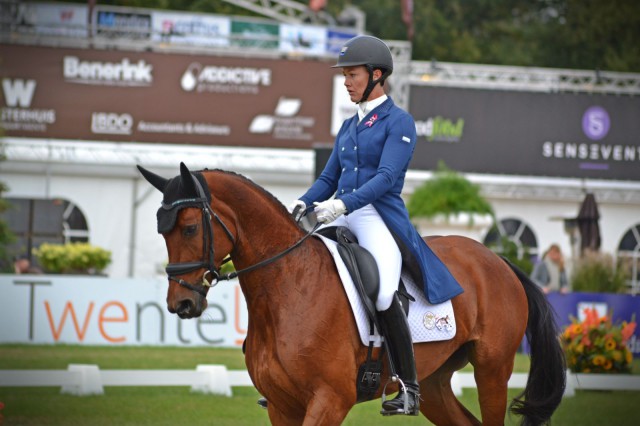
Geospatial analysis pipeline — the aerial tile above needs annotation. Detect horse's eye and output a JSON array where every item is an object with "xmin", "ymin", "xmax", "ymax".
[{"xmin": 183, "ymin": 224, "xmax": 198, "ymax": 237}]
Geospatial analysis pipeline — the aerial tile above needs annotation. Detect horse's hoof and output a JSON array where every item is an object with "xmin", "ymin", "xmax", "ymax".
[{"xmin": 257, "ymin": 397, "xmax": 268, "ymax": 409}]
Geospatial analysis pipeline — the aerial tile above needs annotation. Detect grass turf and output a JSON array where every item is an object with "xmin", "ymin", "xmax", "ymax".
[{"xmin": 0, "ymin": 345, "xmax": 638, "ymax": 425}]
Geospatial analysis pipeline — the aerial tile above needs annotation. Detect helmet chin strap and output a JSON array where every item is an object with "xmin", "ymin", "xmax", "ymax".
[{"xmin": 358, "ymin": 66, "xmax": 385, "ymax": 104}]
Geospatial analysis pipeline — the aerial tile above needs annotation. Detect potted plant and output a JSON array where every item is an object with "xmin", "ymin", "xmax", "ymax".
[
  {"xmin": 33, "ymin": 242, "xmax": 111, "ymax": 275},
  {"xmin": 407, "ymin": 161, "xmax": 494, "ymax": 241}
]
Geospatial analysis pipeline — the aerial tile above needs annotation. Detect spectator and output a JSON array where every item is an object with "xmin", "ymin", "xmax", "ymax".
[
  {"xmin": 531, "ymin": 244, "xmax": 569, "ymax": 294},
  {"xmin": 13, "ymin": 255, "xmax": 43, "ymax": 274}
]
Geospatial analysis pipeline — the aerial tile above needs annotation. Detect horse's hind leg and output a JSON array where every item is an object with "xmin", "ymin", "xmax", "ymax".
[
  {"xmin": 420, "ymin": 369, "xmax": 481, "ymax": 426},
  {"xmin": 469, "ymin": 343, "xmax": 517, "ymax": 426},
  {"xmin": 472, "ymin": 363, "xmax": 513, "ymax": 426},
  {"xmin": 419, "ymin": 348, "xmax": 480, "ymax": 425}
]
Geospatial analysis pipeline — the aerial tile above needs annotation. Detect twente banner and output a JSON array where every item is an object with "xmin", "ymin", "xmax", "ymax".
[
  {"xmin": 0, "ymin": 275, "xmax": 247, "ymax": 347},
  {"xmin": 1, "ymin": 275, "xmax": 638, "ymax": 354}
]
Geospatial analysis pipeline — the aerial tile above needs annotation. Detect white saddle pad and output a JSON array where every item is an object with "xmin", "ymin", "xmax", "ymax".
[{"xmin": 315, "ymin": 235, "xmax": 456, "ymax": 347}]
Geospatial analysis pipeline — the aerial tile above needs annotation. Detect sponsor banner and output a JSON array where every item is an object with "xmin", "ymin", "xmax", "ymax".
[
  {"xmin": 521, "ymin": 292, "xmax": 640, "ymax": 355},
  {"xmin": 326, "ymin": 29, "xmax": 357, "ymax": 55},
  {"xmin": 0, "ymin": 275, "xmax": 247, "ymax": 347},
  {"xmin": 8, "ymin": 2, "xmax": 88, "ymax": 37},
  {"xmin": 0, "ymin": 44, "xmax": 338, "ymax": 148},
  {"xmin": 279, "ymin": 24, "xmax": 327, "ymax": 56},
  {"xmin": 231, "ymin": 19, "xmax": 279, "ymax": 49},
  {"xmin": 63, "ymin": 55, "xmax": 154, "ymax": 87},
  {"xmin": 94, "ymin": 7, "xmax": 151, "ymax": 40},
  {"xmin": 4, "ymin": 276, "xmax": 639, "ymax": 354},
  {"xmin": 409, "ymin": 85, "xmax": 640, "ymax": 181},
  {"xmin": 1, "ymin": 77, "xmax": 56, "ymax": 133},
  {"xmin": 151, "ymin": 11, "xmax": 230, "ymax": 47}
]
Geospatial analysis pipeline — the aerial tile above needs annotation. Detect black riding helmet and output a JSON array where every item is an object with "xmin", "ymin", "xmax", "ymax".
[{"xmin": 332, "ymin": 35, "xmax": 393, "ymax": 103}]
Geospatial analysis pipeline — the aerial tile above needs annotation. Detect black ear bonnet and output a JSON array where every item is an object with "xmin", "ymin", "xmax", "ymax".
[{"xmin": 157, "ymin": 172, "xmax": 211, "ymax": 234}]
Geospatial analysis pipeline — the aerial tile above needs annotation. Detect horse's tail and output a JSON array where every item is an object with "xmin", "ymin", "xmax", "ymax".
[{"xmin": 503, "ymin": 258, "xmax": 566, "ymax": 426}]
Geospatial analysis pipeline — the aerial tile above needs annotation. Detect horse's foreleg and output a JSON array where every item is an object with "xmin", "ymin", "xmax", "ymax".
[{"xmin": 301, "ymin": 387, "xmax": 352, "ymax": 426}]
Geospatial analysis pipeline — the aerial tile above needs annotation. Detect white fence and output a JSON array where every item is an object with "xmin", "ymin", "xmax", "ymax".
[{"xmin": 1, "ymin": 365, "xmax": 639, "ymax": 397}]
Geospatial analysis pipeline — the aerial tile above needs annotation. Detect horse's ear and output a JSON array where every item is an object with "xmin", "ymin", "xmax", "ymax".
[
  {"xmin": 137, "ymin": 165, "xmax": 168, "ymax": 193},
  {"xmin": 179, "ymin": 162, "xmax": 197, "ymax": 196}
]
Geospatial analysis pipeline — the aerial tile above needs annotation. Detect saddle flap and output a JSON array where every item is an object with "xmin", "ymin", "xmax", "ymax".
[
  {"xmin": 318, "ymin": 226, "xmax": 380, "ymax": 328},
  {"xmin": 336, "ymin": 243, "xmax": 379, "ymax": 302}
]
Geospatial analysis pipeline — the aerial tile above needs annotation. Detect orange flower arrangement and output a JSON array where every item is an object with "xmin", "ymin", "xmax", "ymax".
[{"xmin": 562, "ymin": 307, "xmax": 636, "ymax": 373}]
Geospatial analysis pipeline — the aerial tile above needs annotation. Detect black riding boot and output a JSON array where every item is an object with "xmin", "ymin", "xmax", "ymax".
[{"xmin": 378, "ymin": 293, "xmax": 420, "ymax": 416}]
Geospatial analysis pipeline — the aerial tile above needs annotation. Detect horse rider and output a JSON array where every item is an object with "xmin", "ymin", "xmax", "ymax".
[{"xmin": 289, "ymin": 35, "xmax": 463, "ymax": 415}]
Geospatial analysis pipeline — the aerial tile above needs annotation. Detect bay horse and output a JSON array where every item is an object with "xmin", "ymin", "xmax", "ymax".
[{"xmin": 138, "ymin": 163, "xmax": 565, "ymax": 426}]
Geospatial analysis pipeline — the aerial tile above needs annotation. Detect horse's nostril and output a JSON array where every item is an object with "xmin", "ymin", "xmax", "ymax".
[{"xmin": 176, "ymin": 299, "xmax": 193, "ymax": 316}]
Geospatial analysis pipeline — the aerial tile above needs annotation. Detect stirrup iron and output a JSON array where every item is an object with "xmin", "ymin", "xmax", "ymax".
[{"xmin": 380, "ymin": 375, "xmax": 418, "ymax": 416}]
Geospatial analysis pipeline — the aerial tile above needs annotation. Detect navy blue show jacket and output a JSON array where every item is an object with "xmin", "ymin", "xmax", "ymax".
[{"xmin": 300, "ymin": 97, "xmax": 463, "ymax": 304}]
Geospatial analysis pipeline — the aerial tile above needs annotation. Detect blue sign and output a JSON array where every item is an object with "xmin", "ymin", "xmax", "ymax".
[
  {"xmin": 326, "ymin": 30, "xmax": 357, "ymax": 55},
  {"xmin": 523, "ymin": 292, "xmax": 640, "ymax": 355}
]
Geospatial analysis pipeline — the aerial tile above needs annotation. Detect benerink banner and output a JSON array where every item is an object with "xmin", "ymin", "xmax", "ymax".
[{"xmin": 0, "ymin": 44, "xmax": 337, "ymax": 149}]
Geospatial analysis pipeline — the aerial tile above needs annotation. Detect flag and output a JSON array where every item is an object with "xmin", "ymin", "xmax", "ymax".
[{"xmin": 401, "ymin": 0, "xmax": 414, "ymax": 40}]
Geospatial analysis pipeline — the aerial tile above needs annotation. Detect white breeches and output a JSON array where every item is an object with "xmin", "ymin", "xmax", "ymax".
[{"xmin": 328, "ymin": 204, "xmax": 402, "ymax": 311}]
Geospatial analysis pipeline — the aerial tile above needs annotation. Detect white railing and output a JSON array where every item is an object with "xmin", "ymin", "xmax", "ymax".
[{"xmin": 1, "ymin": 365, "xmax": 639, "ymax": 397}]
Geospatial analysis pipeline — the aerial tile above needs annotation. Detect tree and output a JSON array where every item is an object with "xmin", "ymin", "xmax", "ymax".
[
  {"xmin": 0, "ymin": 150, "xmax": 16, "ymax": 272},
  {"xmin": 327, "ymin": 0, "xmax": 640, "ymax": 72},
  {"xmin": 64, "ymin": 0, "xmax": 640, "ymax": 71}
]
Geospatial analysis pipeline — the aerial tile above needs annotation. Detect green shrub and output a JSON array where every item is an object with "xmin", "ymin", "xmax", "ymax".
[
  {"xmin": 407, "ymin": 161, "xmax": 494, "ymax": 223},
  {"xmin": 571, "ymin": 250, "xmax": 627, "ymax": 293},
  {"xmin": 487, "ymin": 236, "xmax": 534, "ymax": 275},
  {"xmin": 33, "ymin": 242, "xmax": 111, "ymax": 274}
]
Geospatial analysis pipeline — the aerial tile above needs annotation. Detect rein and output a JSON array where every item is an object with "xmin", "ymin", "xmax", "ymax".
[{"xmin": 166, "ymin": 182, "xmax": 318, "ymax": 297}]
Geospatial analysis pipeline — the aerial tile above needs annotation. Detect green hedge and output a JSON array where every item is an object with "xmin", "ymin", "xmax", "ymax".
[{"xmin": 33, "ymin": 242, "xmax": 111, "ymax": 274}]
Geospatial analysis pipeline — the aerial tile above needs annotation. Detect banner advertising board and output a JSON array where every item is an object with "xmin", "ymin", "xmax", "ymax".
[
  {"xmin": 8, "ymin": 2, "xmax": 88, "ymax": 38},
  {"xmin": 0, "ymin": 275, "xmax": 247, "ymax": 347},
  {"xmin": 151, "ymin": 11, "xmax": 230, "ymax": 47},
  {"xmin": 521, "ymin": 292, "xmax": 640, "ymax": 356},
  {"xmin": 2, "ymin": 276, "xmax": 639, "ymax": 354},
  {"xmin": 95, "ymin": 8, "xmax": 152, "ymax": 40},
  {"xmin": 409, "ymin": 85, "xmax": 640, "ymax": 181},
  {"xmin": 0, "ymin": 44, "xmax": 338, "ymax": 149},
  {"xmin": 230, "ymin": 20, "xmax": 279, "ymax": 49}
]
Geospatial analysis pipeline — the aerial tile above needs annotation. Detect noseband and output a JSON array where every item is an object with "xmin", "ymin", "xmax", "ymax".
[{"xmin": 165, "ymin": 174, "xmax": 318, "ymax": 298}]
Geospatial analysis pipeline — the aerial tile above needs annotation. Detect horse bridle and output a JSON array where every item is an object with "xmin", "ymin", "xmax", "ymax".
[
  {"xmin": 164, "ymin": 175, "xmax": 234, "ymax": 297},
  {"xmin": 165, "ymin": 174, "xmax": 318, "ymax": 297}
]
